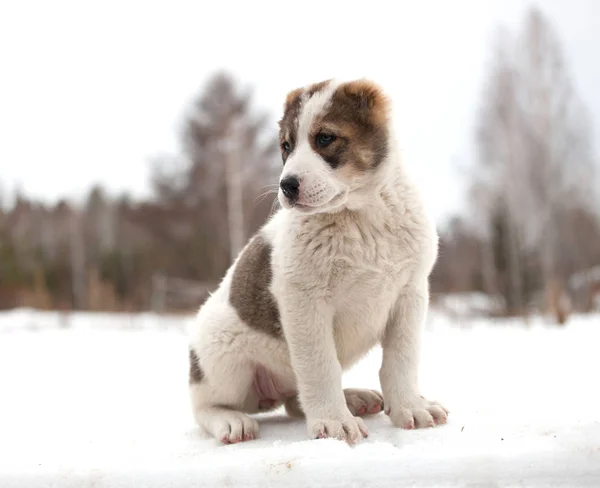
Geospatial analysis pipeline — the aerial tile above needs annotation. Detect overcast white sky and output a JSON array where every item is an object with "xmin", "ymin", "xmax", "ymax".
[{"xmin": 0, "ymin": 0, "xmax": 598, "ymax": 222}]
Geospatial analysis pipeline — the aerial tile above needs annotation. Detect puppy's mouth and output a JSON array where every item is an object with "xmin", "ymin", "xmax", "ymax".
[{"xmin": 291, "ymin": 192, "xmax": 345, "ymax": 213}]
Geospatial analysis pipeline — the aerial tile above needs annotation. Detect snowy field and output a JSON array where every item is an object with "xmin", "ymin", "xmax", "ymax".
[{"xmin": 0, "ymin": 308, "xmax": 599, "ymax": 487}]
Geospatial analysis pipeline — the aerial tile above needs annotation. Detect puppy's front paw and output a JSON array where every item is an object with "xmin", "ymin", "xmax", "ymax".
[
  {"xmin": 308, "ymin": 415, "xmax": 369, "ymax": 444},
  {"xmin": 386, "ymin": 395, "xmax": 448, "ymax": 429},
  {"xmin": 344, "ymin": 388, "xmax": 384, "ymax": 417}
]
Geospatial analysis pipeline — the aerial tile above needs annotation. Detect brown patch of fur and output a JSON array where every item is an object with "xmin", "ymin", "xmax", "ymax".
[
  {"xmin": 229, "ymin": 234, "xmax": 282, "ymax": 337},
  {"xmin": 278, "ymin": 90, "xmax": 302, "ymax": 164},
  {"xmin": 340, "ymin": 79, "xmax": 390, "ymax": 127},
  {"xmin": 309, "ymin": 79, "xmax": 389, "ymax": 171},
  {"xmin": 304, "ymin": 79, "xmax": 331, "ymax": 98},
  {"xmin": 284, "ymin": 87, "xmax": 304, "ymax": 108},
  {"xmin": 189, "ymin": 348, "xmax": 204, "ymax": 384}
]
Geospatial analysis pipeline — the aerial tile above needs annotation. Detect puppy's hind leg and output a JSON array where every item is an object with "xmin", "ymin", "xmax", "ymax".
[
  {"xmin": 189, "ymin": 349, "xmax": 259, "ymax": 444},
  {"xmin": 192, "ymin": 402, "xmax": 260, "ymax": 444},
  {"xmin": 284, "ymin": 395, "xmax": 304, "ymax": 419}
]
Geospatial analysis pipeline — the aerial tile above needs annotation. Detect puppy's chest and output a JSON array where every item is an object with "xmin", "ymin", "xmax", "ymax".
[
  {"xmin": 302, "ymin": 223, "xmax": 414, "ymax": 289},
  {"xmin": 276, "ymin": 214, "xmax": 421, "ymax": 302},
  {"xmin": 295, "ymin": 224, "xmax": 414, "ymax": 320},
  {"xmin": 331, "ymin": 260, "xmax": 406, "ymax": 321},
  {"xmin": 330, "ymin": 257, "xmax": 400, "ymax": 295},
  {"xmin": 330, "ymin": 264, "xmax": 403, "ymax": 365}
]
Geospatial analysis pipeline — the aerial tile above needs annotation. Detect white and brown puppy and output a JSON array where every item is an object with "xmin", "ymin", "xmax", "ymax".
[{"xmin": 188, "ymin": 79, "xmax": 447, "ymax": 444}]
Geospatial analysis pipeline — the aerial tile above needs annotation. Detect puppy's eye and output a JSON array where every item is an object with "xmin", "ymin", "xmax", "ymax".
[
  {"xmin": 316, "ymin": 133, "xmax": 336, "ymax": 148},
  {"xmin": 282, "ymin": 141, "xmax": 291, "ymax": 154}
]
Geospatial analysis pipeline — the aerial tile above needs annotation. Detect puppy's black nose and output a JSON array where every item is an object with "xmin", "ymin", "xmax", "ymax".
[{"xmin": 280, "ymin": 176, "xmax": 300, "ymax": 203}]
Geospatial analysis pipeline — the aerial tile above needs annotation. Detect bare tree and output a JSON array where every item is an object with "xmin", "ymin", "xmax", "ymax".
[
  {"xmin": 69, "ymin": 210, "xmax": 87, "ymax": 309},
  {"xmin": 473, "ymin": 28, "xmax": 528, "ymax": 313},
  {"xmin": 516, "ymin": 9, "xmax": 596, "ymax": 286},
  {"xmin": 85, "ymin": 185, "xmax": 116, "ymax": 254},
  {"xmin": 470, "ymin": 8, "xmax": 598, "ymax": 319},
  {"xmin": 149, "ymin": 72, "xmax": 279, "ymax": 281}
]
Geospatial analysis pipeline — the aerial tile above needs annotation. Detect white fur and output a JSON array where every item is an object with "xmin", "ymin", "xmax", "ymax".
[{"xmin": 188, "ymin": 81, "xmax": 446, "ymax": 444}]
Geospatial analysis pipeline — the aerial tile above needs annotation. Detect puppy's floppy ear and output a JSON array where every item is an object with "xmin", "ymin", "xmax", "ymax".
[
  {"xmin": 340, "ymin": 79, "xmax": 390, "ymax": 125},
  {"xmin": 279, "ymin": 87, "xmax": 304, "ymax": 130},
  {"xmin": 284, "ymin": 88, "xmax": 303, "ymax": 110}
]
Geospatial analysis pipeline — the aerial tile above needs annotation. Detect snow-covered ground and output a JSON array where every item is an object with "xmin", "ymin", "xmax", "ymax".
[{"xmin": 0, "ymin": 308, "xmax": 599, "ymax": 487}]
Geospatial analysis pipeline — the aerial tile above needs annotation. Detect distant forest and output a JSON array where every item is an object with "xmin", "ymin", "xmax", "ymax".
[{"xmin": 1, "ymin": 9, "xmax": 599, "ymax": 323}]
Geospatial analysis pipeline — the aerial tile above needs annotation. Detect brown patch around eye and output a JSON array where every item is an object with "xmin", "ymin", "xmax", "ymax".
[
  {"xmin": 280, "ymin": 139, "xmax": 292, "ymax": 164},
  {"xmin": 311, "ymin": 79, "xmax": 389, "ymax": 172},
  {"xmin": 278, "ymin": 80, "xmax": 333, "ymax": 164},
  {"xmin": 309, "ymin": 131, "xmax": 346, "ymax": 169},
  {"xmin": 278, "ymin": 95, "xmax": 301, "ymax": 163}
]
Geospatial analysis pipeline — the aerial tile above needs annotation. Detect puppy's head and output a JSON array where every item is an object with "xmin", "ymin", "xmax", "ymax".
[{"xmin": 278, "ymin": 79, "xmax": 390, "ymax": 214}]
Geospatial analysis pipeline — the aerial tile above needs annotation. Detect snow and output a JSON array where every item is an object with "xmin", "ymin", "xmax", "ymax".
[
  {"xmin": 1, "ymin": 309, "xmax": 599, "ymax": 487},
  {"xmin": 433, "ymin": 292, "xmax": 506, "ymax": 318}
]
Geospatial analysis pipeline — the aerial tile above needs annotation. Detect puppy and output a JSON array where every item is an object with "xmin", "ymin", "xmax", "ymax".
[{"xmin": 188, "ymin": 79, "xmax": 447, "ymax": 444}]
